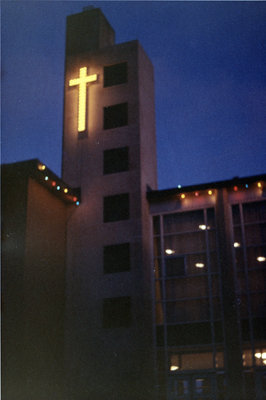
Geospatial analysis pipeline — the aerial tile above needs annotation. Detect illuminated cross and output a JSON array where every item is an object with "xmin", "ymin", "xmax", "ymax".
[{"xmin": 69, "ymin": 67, "xmax": 97, "ymax": 132}]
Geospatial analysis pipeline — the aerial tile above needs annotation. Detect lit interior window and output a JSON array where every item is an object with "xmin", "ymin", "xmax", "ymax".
[
  {"xmin": 165, "ymin": 249, "xmax": 175, "ymax": 255},
  {"xmin": 234, "ymin": 242, "xmax": 241, "ymax": 248},
  {"xmin": 255, "ymin": 351, "xmax": 266, "ymax": 359},
  {"xmin": 170, "ymin": 355, "xmax": 179, "ymax": 371},
  {"xmin": 257, "ymin": 256, "xmax": 266, "ymax": 262},
  {"xmin": 195, "ymin": 263, "xmax": 205, "ymax": 268}
]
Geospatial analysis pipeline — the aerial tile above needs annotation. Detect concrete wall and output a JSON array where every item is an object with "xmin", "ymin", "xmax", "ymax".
[
  {"xmin": 62, "ymin": 10, "xmax": 157, "ymax": 399},
  {"xmin": 2, "ymin": 166, "xmax": 68, "ymax": 400}
]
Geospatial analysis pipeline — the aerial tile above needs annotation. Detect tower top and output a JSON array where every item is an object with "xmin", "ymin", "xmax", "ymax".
[{"xmin": 66, "ymin": 8, "xmax": 115, "ymax": 56}]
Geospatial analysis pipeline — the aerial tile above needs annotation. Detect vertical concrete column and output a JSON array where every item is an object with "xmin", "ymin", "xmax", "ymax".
[{"xmin": 215, "ymin": 188, "xmax": 244, "ymax": 400}]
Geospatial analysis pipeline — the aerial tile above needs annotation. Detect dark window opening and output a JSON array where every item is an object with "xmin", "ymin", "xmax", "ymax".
[
  {"xmin": 103, "ymin": 147, "xmax": 129, "ymax": 174},
  {"xmin": 103, "ymin": 296, "xmax": 131, "ymax": 328},
  {"xmin": 104, "ymin": 103, "xmax": 128, "ymax": 130},
  {"xmin": 103, "ymin": 193, "xmax": 129, "ymax": 222},
  {"xmin": 165, "ymin": 256, "xmax": 186, "ymax": 277},
  {"xmin": 104, "ymin": 62, "xmax": 127, "ymax": 87},
  {"xmin": 104, "ymin": 243, "xmax": 130, "ymax": 273}
]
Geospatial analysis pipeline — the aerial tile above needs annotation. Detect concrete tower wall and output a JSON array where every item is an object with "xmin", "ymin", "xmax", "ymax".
[{"xmin": 62, "ymin": 9, "xmax": 157, "ymax": 400}]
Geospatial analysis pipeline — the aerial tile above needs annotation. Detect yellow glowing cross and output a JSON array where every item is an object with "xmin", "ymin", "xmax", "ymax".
[{"xmin": 69, "ymin": 67, "xmax": 97, "ymax": 132}]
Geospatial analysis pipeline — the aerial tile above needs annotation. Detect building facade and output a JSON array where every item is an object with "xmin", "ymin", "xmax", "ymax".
[
  {"xmin": 62, "ymin": 8, "xmax": 157, "ymax": 400},
  {"xmin": 2, "ymin": 8, "xmax": 266, "ymax": 400},
  {"xmin": 149, "ymin": 177, "xmax": 266, "ymax": 400},
  {"xmin": 2, "ymin": 159, "xmax": 80, "ymax": 400}
]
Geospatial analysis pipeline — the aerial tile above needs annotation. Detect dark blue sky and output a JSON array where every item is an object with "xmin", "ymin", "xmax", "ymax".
[{"xmin": 2, "ymin": 1, "xmax": 266, "ymax": 189}]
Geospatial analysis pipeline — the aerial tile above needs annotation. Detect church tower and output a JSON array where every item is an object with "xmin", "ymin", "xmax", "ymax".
[{"xmin": 62, "ymin": 8, "xmax": 157, "ymax": 400}]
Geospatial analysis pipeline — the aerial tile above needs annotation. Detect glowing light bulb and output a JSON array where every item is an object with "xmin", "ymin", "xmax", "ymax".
[
  {"xmin": 44, "ymin": 176, "xmax": 49, "ymax": 181},
  {"xmin": 177, "ymin": 185, "xmax": 182, "ymax": 189},
  {"xmin": 233, "ymin": 186, "xmax": 238, "ymax": 192},
  {"xmin": 234, "ymin": 242, "xmax": 241, "ymax": 248},
  {"xmin": 245, "ymin": 184, "xmax": 249, "ymax": 189},
  {"xmin": 73, "ymin": 196, "xmax": 77, "ymax": 202},
  {"xmin": 165, "ymin": 249, "xmax": 175, "ymax": 255},
  {"xmin": 38, "ymin": 164, "xmax": 46, "ymax": 171},
  {"xmin": 64, "ymin": 188, "xmax": 68, "ymax": 194},
  {"xmin": 208, "ymin": 190, "xmax": 213, "ymax": 196},
  {"xmin": 181, "ymin": 193, "xmax": 185, "ymax": 199},
  {"xmin": 257, "ymin": 182, "xmax": 262, "ymax": 188},
  {"xmin": 195, "ymin": 263, "xmax": 205, "ymax": 268},
  {"xmin": 195, "ymin": 192, "xmax": 199, "ymax": 197},
  {"xmin": 76, "ymin": 201, "xmax": 80, "ymax": 206},
  {"xmin": 257, "ymin": 256, "xmax": 266, "ymax": 262},
  {"xmin": 199, "ymin": 224, "xmax": 207, "ymax": 230},
  {"xmin": 52, "ymin": 181, "xmax": 56, "ymax": 187},
  {"xmin": 255, "ymin": 352, "xmax": 262, "ymax": 359},
  {"xmin": 56, "ymin": 186, "xmax": 60, "ymax": 191},
  {"xmin": 170, "ymin": 365, "xmax": 179, "ymax": 371}
]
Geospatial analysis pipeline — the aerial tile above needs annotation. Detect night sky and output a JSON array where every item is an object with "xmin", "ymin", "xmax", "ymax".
[{"xmin": 2, "ymin": 1, "xmax": 266, "ymax": 189}]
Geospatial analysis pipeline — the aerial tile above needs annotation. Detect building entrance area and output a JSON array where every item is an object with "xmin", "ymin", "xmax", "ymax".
[{"xmin": 168, "ymin": 373, "xmax": 219, "ymax": 400}]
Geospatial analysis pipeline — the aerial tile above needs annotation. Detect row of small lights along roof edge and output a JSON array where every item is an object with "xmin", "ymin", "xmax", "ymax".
[
  {"xmin": 35, "ymin": 160, "xmax": 81, "ymax": 205},
  {"xmin": 147, "ymin": 174, "xmax": 266, "ymax": 201}
]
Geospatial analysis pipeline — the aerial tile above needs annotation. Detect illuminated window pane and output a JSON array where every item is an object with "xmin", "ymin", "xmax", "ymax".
[
  {"xmin": 164, "ymin": 232, "xmax": 206, "ymax": 254},
  {"xmin": 242, "ymin": 349, "xmax": 253, "ymax": 367},
  {"xmin": 186, "ymin": 253, "xmax": 208, "ymax": 274},
  {"xmin": 164, "ymin": 210, "xmax": 204, "ymax": 234},
  {"xmin": 104, "ymin": 62, "xmax": 127, "ymax": 87},
  {"xmin": 247, "ymin": 246, "xmax": 266, "ymax": 269},
  {"xmin": 216, "ymin": 352, "xmax": 224, "ymax": 368},
  {"xmin": 104, "ymin": 103, "xmax": 128, "ymax": 129},
  {"xmin": 181, "ymin": 352, "xmax": 213, "ymax": 370}
]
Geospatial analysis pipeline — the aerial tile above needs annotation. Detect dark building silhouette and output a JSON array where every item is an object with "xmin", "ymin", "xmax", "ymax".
[{"xmin": 2, "ymin": 8, "xmax": 266, "ymax": 400}]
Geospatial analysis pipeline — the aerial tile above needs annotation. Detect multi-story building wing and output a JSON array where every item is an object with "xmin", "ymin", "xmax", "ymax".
[{"xmin": 148, "ymin": 177, "xmax": 266, "ymax": 400}]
